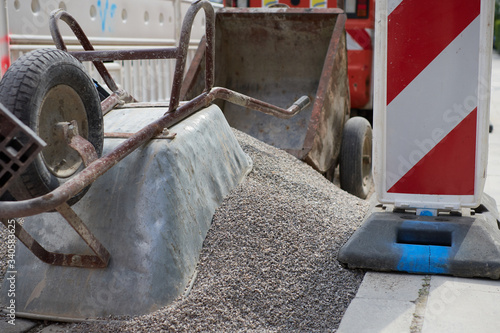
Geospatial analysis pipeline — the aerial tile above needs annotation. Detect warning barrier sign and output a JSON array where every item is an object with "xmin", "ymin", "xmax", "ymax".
[
  {"xmin": 346, "ymin": 28, "xmax": 373, "ymax": 51},
  {"xmin": 373, "ymin": 0, "xmax": 494, "ymax": 209}
]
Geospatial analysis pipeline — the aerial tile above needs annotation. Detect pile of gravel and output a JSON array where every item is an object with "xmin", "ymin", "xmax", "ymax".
[
  {"xmin": 0, "ymin": 226, "xmax": 9, "ymax": 286},
  {"xmin": 2, "ymin": 129, "xmax": 369, "ymax": 332}
]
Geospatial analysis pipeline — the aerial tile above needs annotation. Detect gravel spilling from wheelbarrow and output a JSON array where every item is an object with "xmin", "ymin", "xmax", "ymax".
[{"xmin": 1, "ymin": 129, "xmax": 369, "ymax": 332}]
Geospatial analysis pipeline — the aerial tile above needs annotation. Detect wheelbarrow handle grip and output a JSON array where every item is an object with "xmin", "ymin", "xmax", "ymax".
[
  {"xmin": 209, "ymin": 87, "xmax": 310, "ymax": 119},
  {"xmin": 290, "ymin": 96, "xmax": 311, "ymax": 114}
]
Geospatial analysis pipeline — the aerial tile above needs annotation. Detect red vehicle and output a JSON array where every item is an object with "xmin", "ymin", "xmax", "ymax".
[{"xmin": 226, "ymin": 0, "xmax": 375, "ymax": 119}]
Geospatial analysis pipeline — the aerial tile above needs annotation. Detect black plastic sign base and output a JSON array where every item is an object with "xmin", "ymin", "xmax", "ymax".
[{"xmin": 339, "ymin": 195, "xmax": 500, "ymax": 279}]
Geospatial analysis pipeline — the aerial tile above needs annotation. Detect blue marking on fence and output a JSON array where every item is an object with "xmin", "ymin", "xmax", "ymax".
[{"xmin": 97, "ymin": 0, "xmax": 117, "ymax": 32}]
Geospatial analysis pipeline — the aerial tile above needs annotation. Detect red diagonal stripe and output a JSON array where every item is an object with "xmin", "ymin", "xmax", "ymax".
[
  {"xmin": 1, "ymin": 56, "xmax": 10, "ymax": 75},
  {"xmin": 388, "ymin": 108, "xmax": 477, "ymax": 195},
  {"xmin": 0, "ymin": 34, "xmax": 9, "ymax": 44},
  {"xmin": 347, "ymin": 29, "xmax": 372, "ymax": 50},
  {"xmin": 387, "ymin": 0, "xmax": 480, "ymax": 105}
]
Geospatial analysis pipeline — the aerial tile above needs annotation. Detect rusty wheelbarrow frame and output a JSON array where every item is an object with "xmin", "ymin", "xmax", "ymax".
[{"xmin": 0, "ymin": 0, "xmax": 310, "ymax": 268}]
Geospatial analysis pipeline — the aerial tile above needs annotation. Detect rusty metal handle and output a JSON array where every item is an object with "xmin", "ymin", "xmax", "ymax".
[
  {"xmin": 49, "ymin": 9, "xmax": 119, "ymax": 93},
  {"xmin": 209, "ymin": 88, "xmax": 310, "ymax": 119},
  {"xmin": 290, "ymin": 96, "xmax": 311, "ymax": 115},
  {"xmin": 49, "ymin": 0, "xmax": 216, "ymax": 116},
  {"xmin": 169, "ymin": 0, "xmax": 215, "ymax": 112}
]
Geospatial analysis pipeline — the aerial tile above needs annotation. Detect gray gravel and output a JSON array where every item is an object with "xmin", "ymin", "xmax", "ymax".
[
  {"xmin": 1, "ymin": 129, "xmax": 369, "ymax": 332},
  {"xmin": 0, "ymin": 225, "xmax": 9, "ymax": 286}
]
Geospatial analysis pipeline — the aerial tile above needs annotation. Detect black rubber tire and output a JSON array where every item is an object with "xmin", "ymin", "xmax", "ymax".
[
  {"xmin": 0, "ymin": 48, "xmax": 103, "ymax": 205},
  {"xmin": 339, "ymin": 116, "xmax": 372, "ymax": 199}
]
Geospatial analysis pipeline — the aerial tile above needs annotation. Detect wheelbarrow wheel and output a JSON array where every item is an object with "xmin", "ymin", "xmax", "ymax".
[
  {"xmin": 0, "ymin": 48, "xmax": 103, "ymax": 205},
  {"xmin": 339, "ymin": 117, "xmax": 372, "ymax": 199}
]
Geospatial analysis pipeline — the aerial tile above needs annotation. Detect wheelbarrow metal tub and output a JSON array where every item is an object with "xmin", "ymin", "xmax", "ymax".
[{"xmin": 184, "ymin": 7, "xmax": 350, "ymax": 174}]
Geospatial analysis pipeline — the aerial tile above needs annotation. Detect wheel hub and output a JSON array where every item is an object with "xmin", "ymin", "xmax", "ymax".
[{"xmin": 38, "ymin": 85, "xmax": 89, "ymax": 178}]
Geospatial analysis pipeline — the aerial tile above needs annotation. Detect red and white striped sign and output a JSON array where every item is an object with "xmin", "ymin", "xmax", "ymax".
[
  {"xmin": 346, "ymin": 28, "xmax": 373, "ymax": 51},
  {"xmin": 373, "ymin": 0, "xmax": 494, "ymax": 209}
]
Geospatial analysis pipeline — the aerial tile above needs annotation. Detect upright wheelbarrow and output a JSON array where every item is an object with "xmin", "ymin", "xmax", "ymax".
[{"xmin": 183, "ymin": 7, "xmax": 373, "ymax": 198}]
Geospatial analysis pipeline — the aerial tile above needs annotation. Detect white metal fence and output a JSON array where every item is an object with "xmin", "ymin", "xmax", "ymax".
[{"xmin": 0, "ymin": 0, "xmax": 217, "ymax": 101}]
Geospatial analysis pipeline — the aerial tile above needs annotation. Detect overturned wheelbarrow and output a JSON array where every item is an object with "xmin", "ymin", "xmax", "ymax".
[
  {"xmin": 183, "ymin": 7, "xmax": 372, "ymax": 198},
  {"xmin": 0, "ymin": 1, "xmax": 311, "ymax": 321}
]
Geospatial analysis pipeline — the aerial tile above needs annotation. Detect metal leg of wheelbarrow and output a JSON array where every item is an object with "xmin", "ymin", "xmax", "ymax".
[
  {"xmin": 1, "ymin": 204, "xmax": 109, "ymax": 268},
  {"xmin": 1, "ymin": 120, "xmax": 110, "ymax": 268}
]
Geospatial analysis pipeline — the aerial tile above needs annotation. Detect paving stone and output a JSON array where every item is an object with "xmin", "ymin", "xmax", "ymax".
[
  {"xmin": 422, "ymin": 276, "xmax": 500, "ymax": 333},
  {"xmin": 355, "ymin": 272, "xmax": 426, "ymax": 302},
  {"xmin": 337, "ymin": 298, "xmax": 416, "ymax": 333}
]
